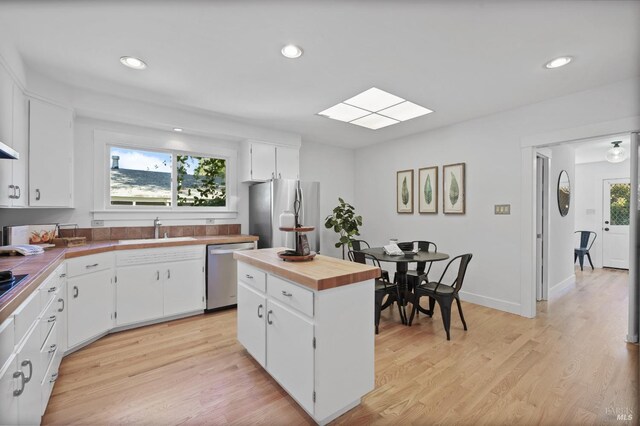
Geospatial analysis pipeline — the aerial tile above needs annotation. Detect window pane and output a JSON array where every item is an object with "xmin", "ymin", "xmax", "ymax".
[
  {"xmin": 110, "ymin": 147, "xmax": 172, "ymax": 206},
  {"xmin": 176, "ymin": 154, "xmax": 226, "ymax": 207},
  {"xmin": 610, "ymin": 183, "xmax": 630, "ymax": 226}
]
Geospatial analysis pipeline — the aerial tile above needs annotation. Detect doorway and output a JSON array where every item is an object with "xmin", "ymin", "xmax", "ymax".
[
  {"xmin": 602, "ymin": 178, "xmax": 631, "ymax": 269},
  {"xmin": 535, "ymin": 154, "xmax": 549, "ymax": 301}
]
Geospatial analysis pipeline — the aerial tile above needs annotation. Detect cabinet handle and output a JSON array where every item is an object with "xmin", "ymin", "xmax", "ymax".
[
  {"xmin": 35, "ymin": 188, "xmax": 41, "ymax": 201},
  {"xmin": 85, "ymin": 263, "xmax": 99, "ymax": 269},
  {"xmin": 73, "ymin": 286, "xmax": 79, "ymax": 298},
  {"xmin": 257, "ymin": 304, "xmax": 263, "ymax": 318},
  {"xmin": 245, "ymin": 274, "xmax": 253, "ymax": 279},
  {"xmin": 15, "ymin": 186, "xmax": 20, "ymax": 199},
  {"xmin": 13, "ymin": 371, "xmax": 25, "ymax": 396},
  {"xmin": 281, "ymin": 290, "xmax": 292, "ymax": 297},
  {"xmin": 47, "ymin": 315, "xmax": 57, "ymax": 323},
  {"xmin": 156, "ymin": 271, "xmax": 160, "ymax": 281},
  {"xmin": 59, "ymin": 273, "xmax": 66, "ymax": 278},
  {"xmin": 50, "ymin": 372, "xmax": 58, "ymax": 384},
  {"xmin": 271, "ymin": 172, "xmax": 275, "ymax": 179},
  {"xmin": 167, "ymin": 269, "xmax": 171, "ymax": 279},
  {"xmin": 267, "ymin": 310, "xmax": 273, "ymax": 325},
  {"xmin": 21, "ymin": 360, "xmax": 33, "ymax": 383},
  {"xmin": 48, "ymin": 286, "xmax": 57, "ymax": 293},
  {"xmin": 48, "ymin": 344, "xmax": 57, "ymax": 354},
  {"xmin": 58, "ymin": 297, "xmax": 65, "ymax": 312},
  {"xmin": 278, "ymin": 173, "xmax": 282, "ymax": 179},
  {"xmin": 8, "ymin": 184, "xmax": 16, "ymax": 199}
]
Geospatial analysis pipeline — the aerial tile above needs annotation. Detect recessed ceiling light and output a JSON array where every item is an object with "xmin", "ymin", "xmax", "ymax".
[
  {"xmin": 120, "ymin": 56, "xmax": 147, "ymax": 70},
  {"xmin": 173, "ymin": 127, "xmax": 183, "ymax": 132},
  {"xmin": 318, "ymin": 87, "xmax": 433, "ymax": 130},
  {"xmin": 544, "ymin": 56, "xmax": 572, "ymax": 69},
  {"xmin": 281, "ymin": 44, "xmax": 303, "ymax": 59}
]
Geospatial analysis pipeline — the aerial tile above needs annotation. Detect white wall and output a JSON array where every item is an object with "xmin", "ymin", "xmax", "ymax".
[
  {"xmin": 548, "ymin": 144, "xmax": 575, "ymax": 293},
  {"xmin": 354, "ymin": 78, "xmax": 640, "ymax": 315},
  {"xmin": 574, "ymin": 159, "xmax": 631, "ymax": 268},
  {"xmin": 299, "ymin": 141, "xmax": 355, "ymax": 259}
]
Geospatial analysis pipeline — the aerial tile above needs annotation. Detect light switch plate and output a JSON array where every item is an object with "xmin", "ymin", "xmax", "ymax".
[
  {"xmin": 494, "ymin": 204, "xmax": 511, "ymax": 215},
  {"xmin": 91, "ymin": 220, "xmax": 105, "ymax": 227}
]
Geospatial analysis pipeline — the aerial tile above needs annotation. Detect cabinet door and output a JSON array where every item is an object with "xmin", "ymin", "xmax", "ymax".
[
  {"xmin": 163, "ymin": 259, "xmax": 204, "ymax": 317},
  {"xmin": 116, "ymin": 264, "xmax": 164, "ymax": 326},
  {"xmin": 237, "ymin": 282, "xmax": 266, "ymax": 367},
  {"xmin": 276, "ymin": 146, "xmax": 299, "ymax": 180},
  {"xmin": 250, "ymin": 142, "xmax": 276, "ymax": 181},
  {"xmin": 29, "ymin": 98, "xmax": 73, "ymax": 207},
  {"xmin": 67, "ymin": 269, "xmax": 113, "ymax": 348},
  {"xmin": 16, "ymin": 327, "xmax": 42, "ymax": 425},
  {"xmin": 0, "ymin": 66, "xmax": 13, "ymax": 207},
  {"xmin": 266, "ymin": 300, "xmax": 314, "ymax": 412},
  {"xmin": 56, "ymin": 282, "xmax": 68, "ymax": 354},
  {"xmin": 0, "ymin": 355, "xmax": 18, "ymax": 426},
  {"xmin": 10, "ymin": 84, "xmax": 28, "ymax": 207}
]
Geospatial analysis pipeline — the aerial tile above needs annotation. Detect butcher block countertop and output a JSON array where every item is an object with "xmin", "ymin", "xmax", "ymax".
[
  {"xmin": 0, "ymin": 235, "xmax": 258, "ymax": 323},
  {"xmin": 233, "ymin": 247, "xmax": 380, "ymax": 291}
]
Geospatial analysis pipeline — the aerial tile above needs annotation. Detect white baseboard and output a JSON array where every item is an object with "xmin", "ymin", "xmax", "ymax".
[
  {"xmin": 549, "ymin": 274, "xmax": 576, "ymax": 297},
  {"xmin": 458, "ymin": 290, "xmax": 521, "ymax": 316}
]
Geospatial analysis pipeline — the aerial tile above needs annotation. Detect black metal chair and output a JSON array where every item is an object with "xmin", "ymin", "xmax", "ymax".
[
  {"xmin": 351, "ymin": 239, "xmax": 390, "ymax": 281},
  {"xmin": 408, "ymin": 254, "xmax": 473, "ymax": 340},
  {"xmin": 348, "ymin": 250, "xmax": 402, "ymax": 334},
  {"xmin": 574, "ymin": 231, "xmax": 597, "ymax": 271},
  {"xmin": 405, "ymin": 241, "xmax": 438, "ymax": 287}
]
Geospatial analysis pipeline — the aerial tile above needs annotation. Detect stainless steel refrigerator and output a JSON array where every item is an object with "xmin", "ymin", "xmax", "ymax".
[{"xmin": 249, "ymin": 180, "xmax": 320, "ymax": 252}]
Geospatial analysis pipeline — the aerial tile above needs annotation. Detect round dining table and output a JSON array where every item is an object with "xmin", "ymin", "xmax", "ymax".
[{"xmin": 359, "ymin": 247, "xmax": 449, "ymax": 325}]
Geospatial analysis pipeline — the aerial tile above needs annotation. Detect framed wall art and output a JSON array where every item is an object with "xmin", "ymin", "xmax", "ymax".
[
  {"xmin": 396, "ymin": 169, "xmax": 414, "ymax": 214},
  {"xmin": 418, "ymin": 166, "xmax": 438, "ymax": 214},
  {"xmin": 443, "ymin": 163, "xmax": 465, "ymax": 214}
]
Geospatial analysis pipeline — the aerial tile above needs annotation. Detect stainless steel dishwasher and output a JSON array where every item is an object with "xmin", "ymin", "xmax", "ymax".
[{"xmin": 206, "ymin": 242, "xmax": 256, "ymax": 311}]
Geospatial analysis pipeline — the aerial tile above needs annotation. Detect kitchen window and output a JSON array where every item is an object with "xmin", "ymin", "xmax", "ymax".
[{"xmin": 108, "ymin": 146, "xmax": 227, "ymax": 208}]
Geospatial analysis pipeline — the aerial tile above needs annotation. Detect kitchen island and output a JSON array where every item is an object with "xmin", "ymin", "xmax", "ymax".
[{"xmin": 233, "ymin": 248, "xmax": 380, "ymax": 425}]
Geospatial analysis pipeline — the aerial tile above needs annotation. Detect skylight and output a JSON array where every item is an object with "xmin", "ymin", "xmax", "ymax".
[{"xmin": 318, "ymin": 87, "xmax": 433, "ymax": 130}]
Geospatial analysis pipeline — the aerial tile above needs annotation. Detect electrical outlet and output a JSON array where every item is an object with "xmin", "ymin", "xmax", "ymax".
[
  {"xmin": 205, "ymin": 218, "xmax": 215, "ymax": 224},
  {"xmin": 91, "ymin": 220, "xmax": 105, "ymax": 227},
  {"xmin": 494, "ymin": 204, "xmax": 511, "ymax": 215}
]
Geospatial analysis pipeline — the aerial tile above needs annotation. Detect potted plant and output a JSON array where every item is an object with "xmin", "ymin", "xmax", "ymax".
[{"xmin": 324, "ymin": 197, "xmax": 363, "ymax": 259}]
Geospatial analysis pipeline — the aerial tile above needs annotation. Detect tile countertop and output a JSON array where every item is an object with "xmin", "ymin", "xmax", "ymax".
[
  {"xmin": 0, "ymin": 235, "xmax": 258, "ymax": 323},
  {"xmin": 233, "ymin": 247, "xmax": 380, "ymax": 291}
]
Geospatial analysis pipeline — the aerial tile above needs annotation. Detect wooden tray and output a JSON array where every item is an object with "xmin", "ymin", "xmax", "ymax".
[
  {"xmin": 277, "ymin": 250, "xmax": 317, "ymax": 262},
  {"xmin": 52, "ymin": 237, "xmax": 87, "ymax": 247},
  {"xmin": 279, "ymin": 226, "xmax": 315, "ymax": 232}
]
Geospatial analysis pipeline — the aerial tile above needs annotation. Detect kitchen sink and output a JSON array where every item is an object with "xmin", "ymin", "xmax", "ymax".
[{"xmin": 118, "ymin": 237, "xmax": 197, "ymax": 245}]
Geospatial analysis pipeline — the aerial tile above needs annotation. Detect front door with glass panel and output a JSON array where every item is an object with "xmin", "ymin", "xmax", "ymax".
[{"xmin": 603, "ymin": 178, "xmax": 630, "ymax": 269}]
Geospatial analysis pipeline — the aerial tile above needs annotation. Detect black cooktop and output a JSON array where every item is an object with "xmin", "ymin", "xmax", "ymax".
[{"xmin": 0, "ymin": 274, "xmax": 28, "ymax": 299}]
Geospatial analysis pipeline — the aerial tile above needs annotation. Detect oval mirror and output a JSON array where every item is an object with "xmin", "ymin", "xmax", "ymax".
[{"xmin": 557, "ymin": 170, "xmax": 570, "ymax": 217}]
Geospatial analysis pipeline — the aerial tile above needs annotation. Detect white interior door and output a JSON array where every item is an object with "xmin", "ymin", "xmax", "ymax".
[
  {"xmin": 535, "ymin": 155, "xmax": 548, "ymax": 301},
  {"xmin": 603, "ymin": 178, "xmax": 630, "ymax": 269}
]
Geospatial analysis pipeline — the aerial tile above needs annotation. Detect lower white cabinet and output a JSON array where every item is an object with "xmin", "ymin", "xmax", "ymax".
[
  {"xmin": 0, "ymin": 355, "xmax": 18, "ymax": 425},
  {"xmin": 116, "ymin": 264, "xmax": 164, "ymax": 326},
  {"xmin": 237, "ymin": 282, "xmax": 266, "ymax": 367},
  {"xmin": 163, "ymin": 258, "xmax": 204, "ymax": 317},
  {"xmin": 67, "ymin": 269, "xmax": 113, "ymax": 348}
]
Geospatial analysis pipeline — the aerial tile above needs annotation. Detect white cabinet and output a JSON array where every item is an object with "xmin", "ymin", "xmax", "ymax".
[
  {"xmin": 0, "ymin": 355, "xmax": 18, "ymax": 426},
  {"xmin": 237, "ymin": 282, "xmax": 267, "ymax": 367},
  {"xmin": 115, "ymin": 246, "xmax": 205, "ymax": 327},
  {"xmin": 0, "ymin": 77, "xmax": 28, "ymax": 207},
  {"xmin": 29, "ymin": 98, "xmax": 73, "ymax": 207},
  {"xmin": 67, "ymin": 267, "xmax": 113, "ymax": 348},
  {"xmin": 15, "ymin": 321, "xmax": 43, "ymax": 425},
  {"xmin": 240, "ymin": 140, "xmax": 299, "ymax": 182}
]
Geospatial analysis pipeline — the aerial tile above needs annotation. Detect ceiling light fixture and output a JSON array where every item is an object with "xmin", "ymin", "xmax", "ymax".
[
  {"xmin": 318, "ymin": 87, "xmax": 433, "ymax": 130},
  {"xmin": 120, "ymin": 56, "xmax": 147, "ymax": 70},
  {"xmin": 173, "ymin": 127, "xmax": 183, "ymax": 132},
  {"xmin": 606, "ymin": 141, "xmax": 627, "ymax": 163},
  {"xmin": 281, "ymin": 44, "xmax": 303, "ymax": 59},
  {"xmin": 544, "ymin": 56, "xmax": 572, "ymax": 69}
]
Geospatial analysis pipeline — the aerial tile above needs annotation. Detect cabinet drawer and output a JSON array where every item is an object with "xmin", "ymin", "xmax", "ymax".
[
  {"xmin": 13, "ymin": 291, "xmax": 40, "ymax": 346},
  {"xmin": 0, "ymin": 317, "xmax": 14, "ymax": 368},
  {"xmin": 39, "ymin": 264, "xmax": 66, "ymax": 307},
  {"xmin": 39, "ymin": 322, "xmax": 58, "ymax": 377},
  {"xmin": 66, "ymin": 252, "xmax": 114, "ymax": 278},
  {"xmin": 238, "ymin": 262, "xmax": 266, "ymax": 293},
  {"xmin": 267, "ymin": 275, "xmax": 314, "ymax": 318},
  {"xmin": 40, "ymin": 345, "xmax": 59, "ymax": 416},
  {"xmin": 39, "ymin": 297, "xmax": 60, "ymax": 348}
]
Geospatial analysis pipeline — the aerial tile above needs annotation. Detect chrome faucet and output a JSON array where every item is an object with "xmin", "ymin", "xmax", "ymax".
[{"xmin": 154, "ymin": 217, "xmax": 162, "ymax": 239}]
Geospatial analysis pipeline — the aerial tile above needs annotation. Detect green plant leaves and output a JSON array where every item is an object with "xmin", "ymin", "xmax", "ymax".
[
  {"xmin": 424, "ymin": 174, "xmax": 432, "ymax": 204},
  {"xmin": 324, "ymin": 197, "xmax": 362, "ymax": 252},
  {"xmin": 401, "ymin": 177, "xmax": 409, "ymax": 206},
  {"xmin": 449, "ymin": 172, "xmax": 459, "ymax": 206}
]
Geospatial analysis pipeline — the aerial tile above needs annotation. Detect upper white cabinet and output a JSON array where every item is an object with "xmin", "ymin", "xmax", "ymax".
[
  {"xmin": 29, "ymin": 98, "xmax": 74, "ymax": 207},
  {"xmin": 240, "ymin": 140, "xmax": 299, "ymax": 182},
  {"xmin": 0, "ymin": 71, "xmax": 28, "ymax": 207}
]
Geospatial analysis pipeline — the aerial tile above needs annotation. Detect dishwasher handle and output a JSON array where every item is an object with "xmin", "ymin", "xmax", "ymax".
[{"xmin": 209, "ymin": 246, "xmax": 255, "ymax": 255}]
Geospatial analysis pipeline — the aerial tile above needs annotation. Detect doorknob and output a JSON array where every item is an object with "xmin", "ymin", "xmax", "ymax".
[{"xmin": 604, "ymin": 227, "xmax": 610, "ymax": 231}]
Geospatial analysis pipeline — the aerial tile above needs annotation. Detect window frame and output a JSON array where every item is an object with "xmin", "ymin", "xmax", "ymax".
[{"xmin": 93, "ymin": 130, "xmax": 238, "ymax": 219}]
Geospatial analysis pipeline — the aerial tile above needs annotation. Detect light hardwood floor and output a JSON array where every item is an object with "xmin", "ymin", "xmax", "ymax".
[{"xmin": 43, "ymin": 267, "xmax": 638, "ymax": 425}]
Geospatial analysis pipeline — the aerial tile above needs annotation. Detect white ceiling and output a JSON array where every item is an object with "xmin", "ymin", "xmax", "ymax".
[
  {"xmin": 573, "ymin": 134, "xmax": 631, "ymax": 164},
  {"xmin": 0, "ymin": 1, "xmax": 639, "ymax": 148}
]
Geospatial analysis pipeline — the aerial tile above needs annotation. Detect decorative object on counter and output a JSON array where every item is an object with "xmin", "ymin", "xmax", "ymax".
[
  {"xmin": 557, "ymin": 170, "xmax": 571, "ymax": 217},
  {"xmin": 28, "ymin": 223, "xmax": 58, "ymax": 244},
  {"xmin": 397, "ymin": 169, "xmax": 414, "ymax": 214},
  {"xmin": 53, "ymin": 223, "xmax": 87, "ymax": 247},
  {"xmin": 443, "ymin": 162, "xmax": 466, "ymax": 214},
  {"xmin": 418, "ymin": 166, "xmax": 438, "ymax": 214},
  {"xmin": 279, "ymin": 210, "xmax": 296, "ymax": 229},
  {"xmin": 324, "ymin": 197, "xmax": 363, "ymax": 259},
  {"xmin": 0, "ymin": 244, "xmax": 45, "ymax": 256},
  {"xmin": 278, "ymin": 181, "xmax": 316, "ymax": 261}
]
